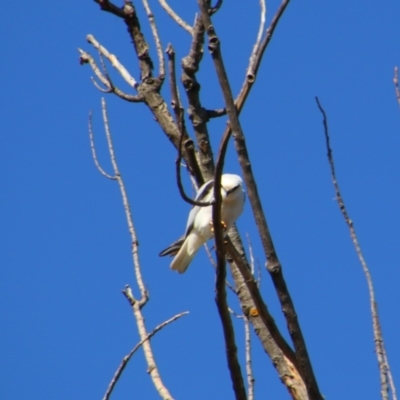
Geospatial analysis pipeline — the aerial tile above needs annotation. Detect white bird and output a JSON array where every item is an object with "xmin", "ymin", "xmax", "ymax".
[{"xmin": 159, "ymin": 174, "xmax": 245, "ymax": 273}]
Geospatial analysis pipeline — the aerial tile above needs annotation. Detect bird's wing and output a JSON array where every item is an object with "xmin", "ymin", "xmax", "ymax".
[
  {"xmin": 159, "ymin": 235, "xmax": 185, "ymax": 257},
  {"xmin": 185, "ymin": 179, "xmax": 214, "ymax": 237}
]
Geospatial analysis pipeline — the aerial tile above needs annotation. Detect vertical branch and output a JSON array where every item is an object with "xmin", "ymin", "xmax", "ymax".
[
  {"xmin": 244, "ymin": 316, "xmax": 255, "ymax": 400},
  {"xmin": 90, "ymin": 98, "xmax": 174, "ymax": 400},
  {"xmin": 141, "ymin": 0, "xmax": 165, "ymax": 78},
  {"xmin": 181, "ymin": 15, "xmax": 215, "ymax": 182},
  {"xmin": 211, "ymin": 122, "xmax": 247, "ymax": 400},
  {"xmin": 315, "ymin": 97, "xmax": 396, "ymax": 400},
  {"xmin": 198, "ymin": 1, "xmax": 322, "ymax": 399},
  {"xmin": 101, "ymin": 98, "xmax": 147, "ymax": 303}
]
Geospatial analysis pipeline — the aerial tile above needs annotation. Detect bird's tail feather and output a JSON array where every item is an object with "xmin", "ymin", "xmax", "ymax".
[{"xmin": 170, "ymin": 233, "xmax": 204, "ymax": 273}]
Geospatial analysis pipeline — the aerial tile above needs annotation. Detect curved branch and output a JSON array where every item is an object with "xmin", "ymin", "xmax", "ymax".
[
  {"xmin": 103, "ymin": 311, "xmax": 189, "ymax": 400},
  {"xmin": 158, "ymin": 0, "xmax": 194, "ymax": 35},
  {"xmin": 316, "ymin": 97, "xmax": 395, "ymax": 400}
]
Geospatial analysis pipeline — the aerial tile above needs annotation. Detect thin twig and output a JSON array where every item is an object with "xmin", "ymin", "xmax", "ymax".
[
  {"xmin": 316, "ymin": 97, "xmax": 395, "ymax": 400},
  {"xmin": 210, "ymin": 53, "xmax": 247, "ymax": 400},
  {"xmin": 383, "ymin": 343, "xmax": 398, "ymax": 400},
  {"xmin": 205, "ymin": 243, "xmax": 237, "ymax": 294},
  {"xmin": 175, "ymin": 130, "xmax": 214, "ymax": 207},
  {"xmin": 198, "ymin": 1, "xmax": 322, "ymax": 398},
  {"xmin": 236, "ymin": 0, "xmax": 290, "ymax": 111},
  {"xmin": 226, "ymin": 308, "xmax": 256, "ymax": 400},
  {"xmin": 86, "ymin": 35, "xmax": 138, "ymax": 88},
  {"xmin": 141, "ymin": 0, "xmax": 165, "ymax": 78},
  {"xmin": 394, "ymin": 67, "xmax": 400, "ymax": 107},
  {"xmin": 96, "ymin": 99, "xmax": 173, "ymax": 399},
  {"xmin": 88, "ymin": 110, "xmax": 116, "ymax": 180},
  {"xmin": 166, "ymin": 43, "xmax": 211, "ymax": 207},
  {"xmin": 102, "ymin": 311, "xmax": 189, "ymax": 400},
  {"xmin": 247, "ymin": 0, "xmax": 266, "ymax": 80},
  {"xmin": 166, "ymin": 43, "xmax": 204, "ymax": 191},
  {"xmin": 79, "ymin": 49, "xmax": 143, "ymax": 102},
  {"xmin": 246, "ymin": 233, "xmax": 255, "ymax": 275},
  {"xmin": 244, "ymin": 316, "xmax": 255, "ymax": 400},
  {"xmin": 158, "ymin": 0, "xmax": 194, "ymax": 35}
]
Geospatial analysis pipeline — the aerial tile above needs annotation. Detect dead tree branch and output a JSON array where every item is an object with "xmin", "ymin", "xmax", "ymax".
[
  {"xmin": 90, "ymin": 98, "xmax": 175, "ymax": 400},
  {"xmin": 141, "ymin": 0, "xmax": 165, "ymax": 78},
  {"xmin": 158, "ymin": 0, "xmax": 194, "ymax": 35},
  {"xmin": 102, "ymin": 311, "xmax": 188, "ymax": 400},
  {"xmin": 90, "ymin": 2, "xmax": 205, "ymax": 187},
  {"xmin": 79, "ymin": 49, "xmax": 143, "ymax": 102},
  {"xmin": 198, "ymin": 1, "xmax": 322, "ymax": 398},
  {"xmin": 315, "ymin": 97, "xmax": 396, "ymax": 400},
  {"xmin": 181, "ymin": 14, "xmax": 216, "ymax": 182},
  {"xmin": 212, "ymin": 128, "xmax": 247, "ymax": 400}
]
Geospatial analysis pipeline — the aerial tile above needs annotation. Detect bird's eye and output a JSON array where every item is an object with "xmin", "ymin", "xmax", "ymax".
[{"xmin": 226, "ymin": 185, "xmax": 240, "ymax": 195}]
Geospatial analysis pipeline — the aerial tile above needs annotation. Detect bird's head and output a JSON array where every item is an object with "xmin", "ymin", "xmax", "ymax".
[{"xmin": 221, "ymin": 174, "xmax": 243, "ymax": 196}]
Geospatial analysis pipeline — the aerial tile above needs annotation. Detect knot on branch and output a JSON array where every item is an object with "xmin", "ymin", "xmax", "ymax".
[
  {"xmin": 184, "ymin": 139, "xmax": 195, "ymax": 152},
  {"xmin": 187, "ymin": 106, "xmax": 207, "ymax": 126},
  {"xmin": 181, "ymin": 74, "xmax": 200, "ymax": 93},
  {"xmin": 123, "ymin": 1, "xmax": 135, "ymax": 18},
  {"xmin": 181, "ymin": 56, "xmax": 198, "ymax": 74},
  {"xmin": 246, "ymin": 72, "xmax": 256, "ymax": 83},
  {"xmin": 207, "ymin": 34, "xmax": 219, "ymax": 53},
  {"xmin": 79, "ymin": 54, "xmax": 89, "ymax": 65}
]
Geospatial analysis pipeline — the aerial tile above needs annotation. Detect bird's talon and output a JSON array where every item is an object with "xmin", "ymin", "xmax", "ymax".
[{"xmin": 209, "ymin": 220, "xmax": 227, "ymax": 232}]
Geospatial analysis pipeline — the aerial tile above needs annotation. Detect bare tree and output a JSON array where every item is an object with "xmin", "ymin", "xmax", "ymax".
[{"xmin": 79, "ymin": 1, "xmax": 397, "ymax": 399}]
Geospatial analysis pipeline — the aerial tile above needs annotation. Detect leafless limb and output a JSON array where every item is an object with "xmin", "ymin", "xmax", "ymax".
[
  {"xmin": 210, "ymin": 91, "xmax": 247, "ymax": 400},
  {"xmin": 175, "ymin": 131, "xmax": 214, "ymax": 207},
  {"xmin": 205, "ymin": 243, "xmax": 237, "ymax": 294},
  {"xmin": 92, "ymin": 98, "xmax": 174, "ymax": 399},
  {"xmin": 165, "ymin": 44, "xmax": 212, "ymax": 207},
  {"xmin": 383, "ymin": 343, "xmax": 398, "ymax": 400},
  {"xmin": 94, "ymin": 0, "xmax": 125, "ymax": 18},
  {"xmin": 224, "ymin": 235, "xmax": 308, "ymax": 398},
  {"xmin": 181, "ymin": 15, "xmax": 215, "ymax": 182},
  {"xmin": 316, "ymin": 97, "xmax": 396, "ymax": 400},
  {"xmin": 88, "ymin": 110, "xmax": 116, "ymax": 180},
  {"xmin": 244, "ymin": 316, "xmax": 255, "ymax": 400},
  {"xmin": 102, "ymin": 310, "xmax": 189, "ymax": 400},
  {"xmin": 394, "ymin": 67, "xmax": 400, "ymax": 107},
  {"xmin": 79, "ymin": 49, "xmax": 144, "ymax": 102},
  {"xmin": 166, "ymin": 44, "xmax": 185, "ymax": 131},
  {"xmin": 158, "ymin": 0, "xmax": 194, "ymax": 35},
  {"xmin": 246, "ymin": 233, "xmax": 255, "ymax": 275},
  {"xmin": 86, "ymin": 35, "xmax": 139, "ymax": 88},
  {"xmin": 198, "ymin": 1, "xmax": 322, "ymax": 398},
  {"xmin": 92, "ymin": 2, "xmax": 207, "ymax": 188},
  {"xmin": 236, "ymin": 0, "xmax": 291, "ymax": 110},
  {"xmin": 205, "ymin": 107, "xmax": 227, "ymax": 119},
  {"xmin": 141, "ymin": 0, "xmax": 165, "ymax": 78},
  {"xmin": 247, "ymin": 0, "xmax": 267, "ymax": 79}
]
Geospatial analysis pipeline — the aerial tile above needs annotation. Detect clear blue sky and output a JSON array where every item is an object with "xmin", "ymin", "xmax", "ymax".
[{"xmin": 1, "ymin": 1, "xmax": 400, "ymax": 399}]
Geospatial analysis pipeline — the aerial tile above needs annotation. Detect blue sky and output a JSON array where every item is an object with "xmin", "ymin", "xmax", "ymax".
[{"xmin": 1, "ymin": 1, "xmax": 400, "ymax": 399}]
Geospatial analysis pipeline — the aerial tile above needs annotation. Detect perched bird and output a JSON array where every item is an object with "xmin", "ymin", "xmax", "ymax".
[{"xmin": 159, "ymin": 174, "xmax": 245, "ymax": 273}]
